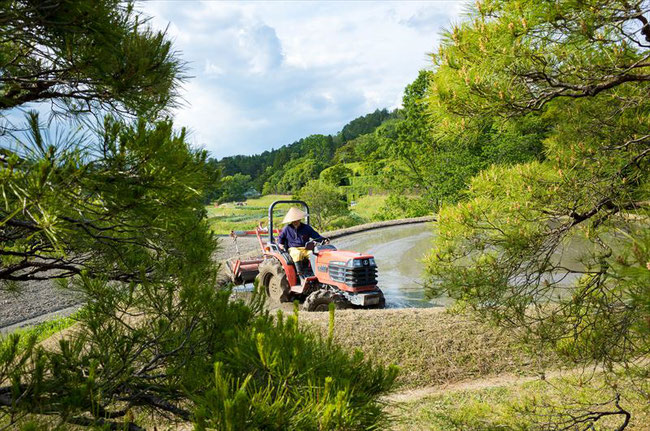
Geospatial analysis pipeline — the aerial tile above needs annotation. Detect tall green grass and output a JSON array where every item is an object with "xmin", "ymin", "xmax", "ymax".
[{"xmin": 2, "ymin": 308, "xmax": 84, "ymax": 354}]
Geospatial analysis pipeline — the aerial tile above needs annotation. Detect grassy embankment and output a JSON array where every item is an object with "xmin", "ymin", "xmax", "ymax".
[
  {"xmin": 300, "ymin": 308, "xmax": 650, "ymax": 431},
  {"xmin": 206, "ymin": 194, "xmax": 388, "ymax": 235},
  {"xmin": 2, "ymin": 311, "xmax": 82, "ymax": 354}
]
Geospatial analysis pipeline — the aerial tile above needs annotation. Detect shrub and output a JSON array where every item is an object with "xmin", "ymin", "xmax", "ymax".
[{"xmin": 194, "ymin": 305, "xmax": 398, "ymax": 430}]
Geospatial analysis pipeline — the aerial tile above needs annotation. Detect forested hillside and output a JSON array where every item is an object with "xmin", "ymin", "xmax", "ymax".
[
  {"xmin": 213, "ymin": 108, "xmax": 397, "ymax": 196},
  {"xmin": 210, "ymin": 69, "xmax": 546, "ymax": 222}
]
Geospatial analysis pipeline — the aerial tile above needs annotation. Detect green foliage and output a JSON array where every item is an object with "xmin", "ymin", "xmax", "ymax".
[
  {"xmin": 334, "ymin": 133, "xmax": 384, "ymax": 164},
  {"xmin": 0, "ymin": 2, "xmax": 398, "ymax": 429},
  {"xmin": 1, "ymin": 115, "xmax": 215, "ymax": 284},
  {"xmin": 424, "ymin": 0, "xmax": 650, "ymax": 411},
  {"xmin": 295, "ymin": 180, "xmax": 349, "ymax": 231},
  {"xmin": 217, "ymin": 173, "xmax": 253, "ymax": 203},
  {"xmin": 1, "ymin": 287, "xmax": 397, "ymax": 430},
  {"xmin": 340, "ymin": 108, "xmax": 396, "ymax": 142},
  {"xmin": 201, "ymin": 158, "xmax": 223, "ymax": 203},
  {"xmin": 217, "ymin": 110, "xmax": 397, "ymax": 194},
  {"xmin": 320, "ymin": 164, "xmax": 353, "ymax": 186},
  {"xmin": 0, "ymin": 0, "xmax": 184, "ymax": 118},
  {"xmin": 300, "ymin": 134, "xmax": 336, "ymax": 162},
  {"xmin": 376, "ymin": 69, "xmax": 546, "ymax": 212},
  {"xmin": 348, "ymin": 195, "xmax": 388, "ymax": 222},
  {"xmin": 262, "ymin": 157, "xmax": 325, "ymax": 194},
  {"xmin": 326, "ymin": 213, "xmax": 367, "ymax": 230},
  {"xmin": 376, "ymin": 195, "xmax": 432, "ymax": 220},
  {"xmin": 193, "ymin": 309, "xmax": 398, "ymax": 431},
  {"xmin": 276, "ymin": 158, "xmax": 325, "ymax": 193}
]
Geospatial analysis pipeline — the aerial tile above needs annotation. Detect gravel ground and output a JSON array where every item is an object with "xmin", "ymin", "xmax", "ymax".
[
  {"xmin": 0, "ymin": 279, "xmax": 82, "ymax": 329},
  {"xmin": 213, "ymin": 235, "xmax": 261, "ymax": 262},
  {"xmin": 0, "ymin": 236, "xmax": 261, "ymax": 331},
  {"xmin": 0, "ymin": 236, "xmax": 263, "ymax": 331}
]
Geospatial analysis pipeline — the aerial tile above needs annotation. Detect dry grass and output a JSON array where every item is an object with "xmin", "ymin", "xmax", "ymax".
[
  {"xmin": 388, "ymin": 373, "xmax": 650, "ymax": 431},
  {"xmin": 300, "ymin": 308, "xmax": 560, "ymax": 389}
]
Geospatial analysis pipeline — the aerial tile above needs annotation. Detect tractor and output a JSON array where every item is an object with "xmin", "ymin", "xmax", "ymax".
[{"xmin": 227, "ymin": 200, "xmax": 386, "ymax": 311}]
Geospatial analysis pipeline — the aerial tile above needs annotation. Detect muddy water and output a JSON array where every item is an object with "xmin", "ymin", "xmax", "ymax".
[{"xmin": 334, "ymin": 223, "xmax": 447, "ymax": 308}]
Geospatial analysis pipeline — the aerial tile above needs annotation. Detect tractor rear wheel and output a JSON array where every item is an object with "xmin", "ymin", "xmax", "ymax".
[
  {"xmin": 255, "ymin": 258, "xmax": 290, "ymax": 303},
  {"xmin": 304, "ymin": 289, "xmax": 350, "ymax": 312}
]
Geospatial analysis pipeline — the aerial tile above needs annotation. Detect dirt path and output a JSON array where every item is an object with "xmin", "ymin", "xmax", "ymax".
[
  {"xmin": 385, "ymin": 365, "xmax": 609, "ymax": 403},
  {"xmin": 386, "ymin": 371, "xmax": 548, "ymax": 403}
]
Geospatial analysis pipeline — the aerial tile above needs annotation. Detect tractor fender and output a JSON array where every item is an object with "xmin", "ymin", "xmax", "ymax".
[{"xmin": 266, "ymin": 251, "xmax": 299, "ymax": 287}]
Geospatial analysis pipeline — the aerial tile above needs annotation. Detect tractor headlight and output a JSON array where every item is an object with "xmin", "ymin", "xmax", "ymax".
[{"xmin": 347, "ymin": 258, "xmax": 376, "ymax": 267}]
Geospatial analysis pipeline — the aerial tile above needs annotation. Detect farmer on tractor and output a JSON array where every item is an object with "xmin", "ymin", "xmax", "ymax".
[
  {"xmin": 226, "ymin": 199, "xmax": 385, "ymax": 310},
  {"xmin": 277, "ymin": 207, "xmax": 326, "ymax": 276}
]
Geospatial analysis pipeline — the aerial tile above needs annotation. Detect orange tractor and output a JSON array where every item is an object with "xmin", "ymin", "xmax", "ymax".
[{"xmin": 227, "ymin": 200, "xmax": 386, "ymax": 311}]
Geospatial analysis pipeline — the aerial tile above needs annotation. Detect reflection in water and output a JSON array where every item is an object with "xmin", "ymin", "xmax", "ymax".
[{"xmin": 334, "ymin": 223, "xmax": 445, "ymax": 308}]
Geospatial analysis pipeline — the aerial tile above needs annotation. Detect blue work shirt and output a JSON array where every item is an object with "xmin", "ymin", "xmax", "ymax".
[{"xmin": 278, "ymin": 223, "xmax": 322, "ymax": 249}]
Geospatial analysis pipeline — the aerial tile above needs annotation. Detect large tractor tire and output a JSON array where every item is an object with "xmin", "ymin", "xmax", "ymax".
[
  {"xmin": 255, "ymin": 258, "xmax": 291, "ymax": 303},
  {"xmin": 304, "ymin": 289, "xmax": 351, "ymax": 312}
]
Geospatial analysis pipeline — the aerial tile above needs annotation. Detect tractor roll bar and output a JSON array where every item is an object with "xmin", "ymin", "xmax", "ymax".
[{"xmin": 268, "ymin": 200, "xmax": 310, "ymax": 244}]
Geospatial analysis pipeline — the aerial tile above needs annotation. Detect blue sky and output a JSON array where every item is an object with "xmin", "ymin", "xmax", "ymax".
[{"xmin": 138, "ymin": 1, "xmax": 466, "ymax": 159}]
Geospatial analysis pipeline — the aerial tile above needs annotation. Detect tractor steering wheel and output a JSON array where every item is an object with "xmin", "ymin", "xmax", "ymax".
[{"xmin": 305, "ymin": 238, "xmax": 329, "ymax": 251}]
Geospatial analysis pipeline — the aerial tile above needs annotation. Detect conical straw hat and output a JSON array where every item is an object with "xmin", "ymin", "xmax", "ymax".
[{"xmin": 282, "ymin": 207, "xmax": 307, "ymax": 224}]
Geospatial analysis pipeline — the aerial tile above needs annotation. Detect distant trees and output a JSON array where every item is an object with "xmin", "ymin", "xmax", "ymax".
[
  {"xmin": 296, "ymin": 180, "xmax": 349, "ymax": 230},
  {"xmin": 216, "ymin": 173, "xmax": 252, "ymax": 203},
  {"xmin": 214, "ymin": 110, "xmax": 398, "ymax": 196},
  {"xmin": 425, "ymin": 0, "xmax": 650, "ymax": 427},
  {"xmin": 339, "ymin": 108, "xmax": 396, "ymax": 142}
]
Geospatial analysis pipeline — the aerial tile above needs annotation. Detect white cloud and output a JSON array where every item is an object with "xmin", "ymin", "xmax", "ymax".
[
  {"xmin": 204, "ymin": 61, "xmax": 224, "ymax": 77},
  {"xmin": 137, "ymin": 1, "xmax": 466, "ymax": 158}
]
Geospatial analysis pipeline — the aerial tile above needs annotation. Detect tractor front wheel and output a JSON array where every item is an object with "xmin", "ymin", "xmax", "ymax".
[
  {"xmin": 304, "ymin": 289, "xmax": 350, "ymax": 312},
  {"xmin": 255, "ymin": 258, "xmax": 290, "ymax": 303}
]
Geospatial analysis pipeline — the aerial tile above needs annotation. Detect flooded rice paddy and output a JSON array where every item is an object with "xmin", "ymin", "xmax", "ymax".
[{"xmin": 334, "ymin": 223, "xmax": 445, "ymax": 308}]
